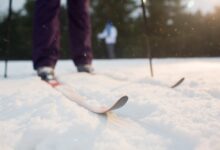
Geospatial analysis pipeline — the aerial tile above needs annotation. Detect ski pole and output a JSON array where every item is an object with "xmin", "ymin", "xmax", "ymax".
[
  {"xmin": 4, "ymin": 0, "xmax": 13, "ymax": 78},
  {"xmin": 141, "ymin": 0, "xmax": 154, "ymax": 77}
]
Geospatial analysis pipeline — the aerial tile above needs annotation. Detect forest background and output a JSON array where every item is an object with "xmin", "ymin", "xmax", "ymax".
[{"xmin": 0, "ymin": 0, "xmax": 220, "ymax": 60}]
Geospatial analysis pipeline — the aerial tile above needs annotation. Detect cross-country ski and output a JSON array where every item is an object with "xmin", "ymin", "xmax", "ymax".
[{"xmin": 45, "ymin": 79, "xmax": 128, "ymax": 114}]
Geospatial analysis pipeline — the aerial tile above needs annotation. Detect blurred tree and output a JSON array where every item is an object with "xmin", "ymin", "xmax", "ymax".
[
  {"xmin": 0, "ymin": 0, "xmax": 69, "ymax": 60},
  {"xmin": 1, "ymin": 0, "xmax": 220, "ymax": 59},
  {"xmin": 0, "ymin": 0, "xmax": 34, "ymax": 59},
  {"xmin": 145, "ymin": 0, "xmax": 185, "ymax": 57}
]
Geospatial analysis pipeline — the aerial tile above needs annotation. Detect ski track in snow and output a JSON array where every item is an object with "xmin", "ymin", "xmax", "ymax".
[{"xmin": 0, "ymin": 58, "xmax": 220, "ymax": 150}]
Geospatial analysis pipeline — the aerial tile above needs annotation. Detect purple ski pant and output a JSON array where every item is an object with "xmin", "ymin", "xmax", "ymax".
[{"xmin": 33, "ymin": 0, "xmax": 93, "ymax": 70}]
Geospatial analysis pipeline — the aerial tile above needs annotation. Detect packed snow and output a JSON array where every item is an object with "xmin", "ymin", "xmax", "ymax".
[{"xmin": 0, "ymin": 58, "xmax": 220, "ymax": 150}]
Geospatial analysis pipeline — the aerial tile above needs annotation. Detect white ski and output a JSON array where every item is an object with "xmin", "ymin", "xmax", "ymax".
[{"xmin": 47, "ymin": 80, "xmax": 128, "ymax": 114}]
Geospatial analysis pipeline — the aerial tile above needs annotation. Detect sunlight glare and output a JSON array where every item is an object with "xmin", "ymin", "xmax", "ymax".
[{"xmin": 187, "ymin": 0, "xmax": 195, "ymax": 8}]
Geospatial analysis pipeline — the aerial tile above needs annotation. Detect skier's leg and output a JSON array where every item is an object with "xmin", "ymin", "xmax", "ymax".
[
  {"xmin": 67, "ymin": 0, "xmax": 93, "ymax": 66},
  {"xmin": 33, "ymin": 0, "xmax": 61, "ymax": 70},
  {"xmin": 106, "ymin": 44, "xmax": 115, "ymax": 59}
]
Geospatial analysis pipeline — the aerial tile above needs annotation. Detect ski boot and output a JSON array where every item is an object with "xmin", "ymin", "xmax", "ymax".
[
  {"xmin": 37, "ymin": 67, "xmax": 59, "ymax": 86},
  {"xmin": 77, "ymin": 64, "xmax": 94, "ymax": 73}
]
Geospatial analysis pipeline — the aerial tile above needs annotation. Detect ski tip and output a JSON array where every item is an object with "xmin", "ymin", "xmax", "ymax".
[
  {"xmin": 118, "ymin": 96, "xmax": 128, "ymax": 104},
  {"xmin": 171, "ymin": 77, "xmax": 185, "ymax": 88},
  {"xmin": 121, "ymin": 95, "xmax": 129, "ymax": 101},
  {"xmin": 111, "ymin": 95, "xmax": 128, "ymax": 111}
]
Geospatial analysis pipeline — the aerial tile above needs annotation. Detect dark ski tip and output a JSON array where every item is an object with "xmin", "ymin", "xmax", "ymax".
[
  {"xmin": 111, "ymin": 96, "xmax": 128, "ymax": 110},
  {"xmin": 171, "ymin": 77, "xmax": 185, "ymax": 88}
]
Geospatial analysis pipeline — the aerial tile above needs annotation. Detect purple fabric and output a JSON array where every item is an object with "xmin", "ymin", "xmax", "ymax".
[{"xmin": 33, "ymin": 0, "xmax": 93, "ymax": 70}]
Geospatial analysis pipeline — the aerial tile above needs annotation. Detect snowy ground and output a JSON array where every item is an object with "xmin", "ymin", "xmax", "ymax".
[{"xmin": 0, "ymin": 58, "xmax": 220, "ymax": 150}]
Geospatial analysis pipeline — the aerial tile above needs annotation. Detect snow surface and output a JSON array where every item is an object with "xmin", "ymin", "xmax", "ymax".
[{"xmin": 0, "ymin": 58, "xmax": 220, "ymax": 150}]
